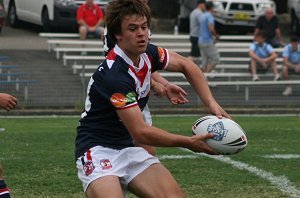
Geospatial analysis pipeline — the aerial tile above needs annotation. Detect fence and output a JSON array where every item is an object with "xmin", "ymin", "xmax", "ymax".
[{"xmin": 1, "ymin": 33, "xmax": 300, "ymax": 113}]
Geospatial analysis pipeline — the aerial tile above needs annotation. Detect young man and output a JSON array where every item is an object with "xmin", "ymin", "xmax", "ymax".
[
  {"xmin": 188, "ymin": 0, "xmax": 206, "ymax": 62},
  {"xmin": 249, "ymin": 31, "xmax": 280, "ymax": 81},
  {"xmin": 198, "ymin": 1, "xmax": 220, "ymax": 73},
  {"xmin": 254, "ymin": 8, "xmax": 283, "ymax": 48},
  {"xmin": 103, "ymin": 0, "xmax": 190, "ymax": 155},
  {"xmin": 76, "ymin": 0, "xmax": 105, "ymax": 41},
  {"xmin": 282, "ymin": 36, "xmax": 300, "ymax": 96},
  {"xmin": 75, "ymin": 0, "xmax": 229, "ymax": 197},
  {"xmin": 0, "ymin": 92, "xmax": 17, "ymax": 198}
]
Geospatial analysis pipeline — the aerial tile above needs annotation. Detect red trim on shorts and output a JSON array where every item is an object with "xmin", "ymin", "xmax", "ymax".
[
  {"xmin": 87, "ymin": 149, "xmax": 92, "ymax": 161},
  {"xmin": 0, "ymin": 187, "xmax": 10, "ymax": 193}
]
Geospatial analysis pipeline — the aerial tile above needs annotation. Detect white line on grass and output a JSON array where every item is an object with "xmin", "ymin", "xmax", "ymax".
[
  {"xmin": 163, "ymin": 149, "xmax": 300, "ymax": 198},
  {"xmin": 262, "ymin": 154, "xmax": 300, "ymax": 159}
]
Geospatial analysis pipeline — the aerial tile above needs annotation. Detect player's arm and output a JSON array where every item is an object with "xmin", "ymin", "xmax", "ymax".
[
  {"xmin": 151, "ymin": 72, "xmax": 188, "ymax": 104},
  {"xmin": 116, "ymin": 105, "xmax": 216, "ymax": 154},
  {"xmin": 283, "ymin": 56, "xmax": 297, "ymax": 69},
  {"xmin": 165, "ymin": 50, "xmax": 230, "ymax": 119}
]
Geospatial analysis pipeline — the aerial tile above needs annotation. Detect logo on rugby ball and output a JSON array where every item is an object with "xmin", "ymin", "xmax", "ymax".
[{"xmin": 207, "ymin": 121, "xmax": 228, "ymax": 141}]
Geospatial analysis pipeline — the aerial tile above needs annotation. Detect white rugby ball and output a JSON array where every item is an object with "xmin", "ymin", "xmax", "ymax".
[{"xmin": 192, "ymin": 115, "xmax": 247, "ymax": 155}]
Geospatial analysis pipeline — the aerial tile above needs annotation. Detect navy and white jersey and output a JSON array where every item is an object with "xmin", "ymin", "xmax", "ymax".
[{"xmin": 75, "ymin": 44, "xmax": 170, "ymax": 158}]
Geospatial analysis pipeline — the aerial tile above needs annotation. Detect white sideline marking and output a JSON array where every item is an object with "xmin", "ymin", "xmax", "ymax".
[
  {"xmin": 165, "ymin": 150, "xmax": 300, "ymax": 198},
  {"xmin": 262, "ymin": 154, "xmax": 300, "ymax": 159},
  {"xmin": 159, "ymin": 154, "xmax": 198, "ymax": 160}
]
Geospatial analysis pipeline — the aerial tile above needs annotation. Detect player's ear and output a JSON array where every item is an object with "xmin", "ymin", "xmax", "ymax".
[{"xmin": 115, "ymin": 33, "xmax": 122, "ymax": 42}]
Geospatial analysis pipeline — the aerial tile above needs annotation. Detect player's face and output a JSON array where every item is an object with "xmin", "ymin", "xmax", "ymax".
[{"xmin": 116, "ymin": 15, "xmax": 149, "ymax": 62}]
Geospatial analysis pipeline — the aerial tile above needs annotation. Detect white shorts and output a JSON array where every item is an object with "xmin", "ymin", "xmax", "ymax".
[{"xmin": 76, "ymin": 146, "xmax": 160, "ymax": 192}]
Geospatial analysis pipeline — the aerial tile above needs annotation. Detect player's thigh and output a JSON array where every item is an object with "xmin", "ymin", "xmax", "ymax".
[
  {"xmin": 128, "ymin": 163, "xmax": 186, "ymax": 198},
  {"xmin": 86, "ymin": 175, "xmax": 124, "ymax": 198}
]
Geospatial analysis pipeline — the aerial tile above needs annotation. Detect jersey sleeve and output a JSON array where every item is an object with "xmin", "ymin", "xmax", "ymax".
[
  {"xmin": 146, "ymin": 43, "xmax": 170, "ymax": 72},
  {"xmin": 93, "ymin": 63, "xmax": 138, "ymax": 110}
]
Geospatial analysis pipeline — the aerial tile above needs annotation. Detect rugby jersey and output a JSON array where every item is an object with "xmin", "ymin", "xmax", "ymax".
[{"xmin": 75, "ymin": 44, "xmax": 169, "ymax": 158}]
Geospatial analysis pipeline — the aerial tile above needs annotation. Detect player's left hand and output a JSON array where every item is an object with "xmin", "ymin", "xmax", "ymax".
[
  {"xmin": 207, "ymin": 101, "xmax": 231, "ymax": 119},
  {"xmin": 165, "ymin": 83, "xmax": 189, "ymax": 105}
]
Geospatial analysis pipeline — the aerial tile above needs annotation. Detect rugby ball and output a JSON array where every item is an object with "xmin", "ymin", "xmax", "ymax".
[{"xmin": 192, "ymin": 115, "xmax": 247, "ymax": 155}]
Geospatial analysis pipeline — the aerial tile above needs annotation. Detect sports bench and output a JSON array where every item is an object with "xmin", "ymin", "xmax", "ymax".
[
  {"xmin": 40, "ymin": 32, "xmax": 253, "ymax": 40},
  {"xmin": 63, "ymin": 55, "xmax": 283, "ymax": 66}
]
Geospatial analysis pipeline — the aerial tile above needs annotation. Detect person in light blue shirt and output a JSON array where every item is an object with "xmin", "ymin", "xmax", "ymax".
[
  {"xmin": 198, "ymin": 1, "xmax": 220, "ymax": 73},
  {"xmin": 249, "ymin": 31, "xmax": 280, "ymax": 81},
  {"xmin": 282, "ymin": 35, "xmax": 300, "ymax": 96}
]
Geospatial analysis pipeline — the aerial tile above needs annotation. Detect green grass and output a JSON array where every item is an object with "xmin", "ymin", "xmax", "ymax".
[{"xmin": 0, "ymin": 116, "xmax": 300, "ymax": 198}]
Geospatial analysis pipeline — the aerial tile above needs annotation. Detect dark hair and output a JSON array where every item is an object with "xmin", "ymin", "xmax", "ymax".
[
  {"xmin": 106, "ymin": 0, "xmax": 151, "ymax": 42},
  {"xmin": 255, "ymin": 30, "xmax": 266, "ymax": 39},
  {"xmin": 197, "ymin": 0, "xmax": 206, "ymax": 4},
  {"xmin": 290, "ymin": 35, "xmax": 300, "ymax": 42},
  {"xmin": 205, "ymin": 1, "xmax": 214, "ymax": 10}
]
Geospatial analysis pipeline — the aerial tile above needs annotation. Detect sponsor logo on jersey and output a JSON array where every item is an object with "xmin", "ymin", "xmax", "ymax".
[
  {"xmin": 207, "ymin": 121, "xmax": 228, "ymax": 141},
  {"xmin": 100, "ymin": 159, "xmax": 112, "ymax": 170},
  {"xmin": 83, "ymin": 160, "xmax": 95, "ymax": 176},
  {"xmin": 157, "ymin": 47, "xmax": 165, "ymax": 63},
  {"xmin": 110, "ymin": 92, "xmax": 137, "ymax": 108}
]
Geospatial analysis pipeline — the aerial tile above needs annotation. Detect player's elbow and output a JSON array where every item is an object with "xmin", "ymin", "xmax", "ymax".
[{"xmin": 129, "ymin": 125, "xmax": 152, "ymax": 145}]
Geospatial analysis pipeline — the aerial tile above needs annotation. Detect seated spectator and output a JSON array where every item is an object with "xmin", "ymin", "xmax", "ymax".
[
  {"xmin": 249, "ymin": 31, "xmax": 280, "ymax": 81},
  {"xmin": 282, "ymin": 36, "xmax": 300, "ymax": 96},
  {"xmin": 76, "ymin": 0, "xmax": 105, "ymax": 41},
  {"xmin": 254, "ymin": 8, "xmax": 283, "ymax": 48}
]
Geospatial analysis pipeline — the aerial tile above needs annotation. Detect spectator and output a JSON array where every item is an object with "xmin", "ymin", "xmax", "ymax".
[
  {"xmin": 198, "ymin": 1, "xmax": 220, "ymax": 73},
  {"xmin": 249, "ymin": 31, "xmax": 280, "ymax": 81},
  {"xmin": 0, "ymin": 0, "xmax": 5, "ymax": 35},
  {"xmin": 282, "ymin": 35, "xmax": 300, "ymax": 96},
  {"xmin": 254, "ymin": 7, "xmax": 283, "ymax": 48},
  {"xmin": 76, "ymin": 0, "xmax": 105, "ymax": 41},
  {"xmin": 0, "ymin": 93, "xmax": 17, "ymax": 198},
  {"xmin": 75, "ymin": 0, "xmax": 229, "ymax": 197},
  {"xmin": 188, "ymin": 0, "xmax": 206, "ymax": 62}
]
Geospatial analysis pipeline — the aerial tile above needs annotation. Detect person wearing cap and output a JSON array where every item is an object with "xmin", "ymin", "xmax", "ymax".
[{"xmin": 188, "ymin": 0, "xmax": 206, "ymax": 62}]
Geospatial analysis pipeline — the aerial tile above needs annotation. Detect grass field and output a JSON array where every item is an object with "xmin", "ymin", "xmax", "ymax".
[{"xmin": 0, "ymin": 115, "xmax": 300, "ymax": 198}]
